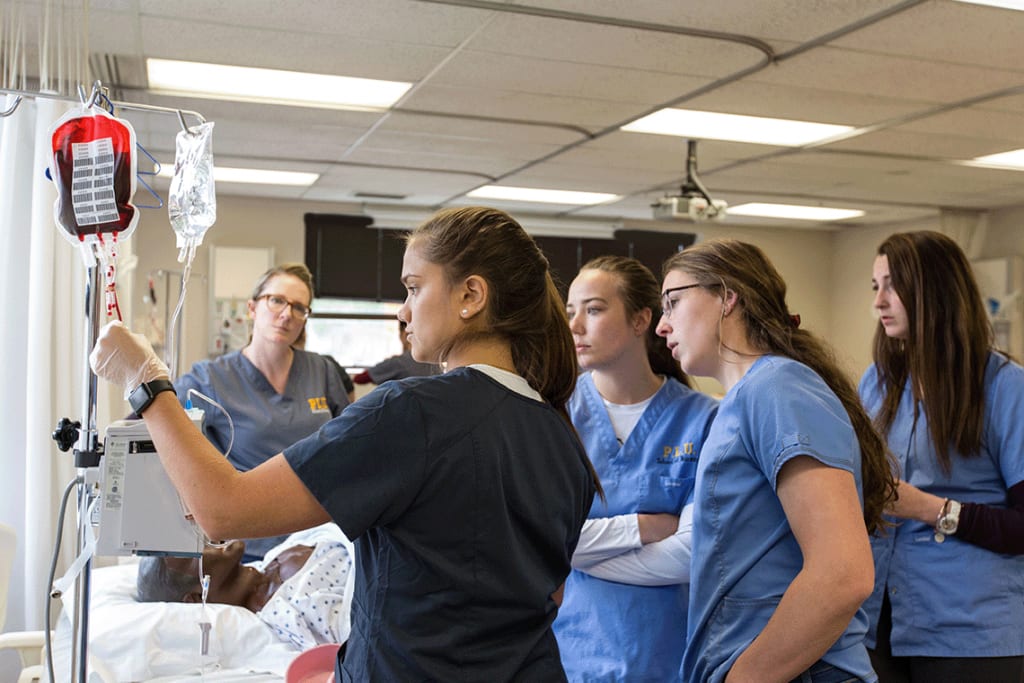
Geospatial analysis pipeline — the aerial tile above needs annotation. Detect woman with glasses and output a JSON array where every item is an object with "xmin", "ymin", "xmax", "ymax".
[
  {"xmin": 90, "ymin": 207, "xmax": 599, "ymax": 682},
  {"xmin": 175, "ymin": 262, "xmax": 349, "ymax": 560},
  {"xmin": 656, "ymin": 239, "xmax": 896, "ymax": 683},
  {"xmin": 861, "ymin": 231, "xmax": 1024, "ymax": 682},
  {"xmin": 554, "ymin": 256, "xmax": 718, "ymax": 682}
]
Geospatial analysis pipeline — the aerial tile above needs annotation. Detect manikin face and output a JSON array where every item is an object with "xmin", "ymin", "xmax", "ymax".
[
  {"xmin": 566, "ymin": 268, "xmax": 644, "ymax": 372},
  {"xmin": 166, "ymin": 540, "xmax": 313, "ymax": 613},
  {"xmin": 872, "ymin": 254, "xmax": 910, "ymax": 340},
  {"xmin": 397, "ymin": 244, "xmax": 465, "ymax": 364},
  {"xmin": 248, "ymin": 274, "xmax": 311, "ymax": 347},
  {"xmin": 655, "ymin": 269, "xmax": 722, "ymax": 378},
  {"xmin": 167, "ymin": 539, "xmax": 263, "ymax": 611}
]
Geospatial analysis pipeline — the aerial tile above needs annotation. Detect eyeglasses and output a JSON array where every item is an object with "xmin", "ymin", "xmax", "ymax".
[
  {"xmin": 661, "ymin": 283, "xmax": 701, "ymax": 317},
  {"xmin": 257, "ymin": 294, "xmax": 311, "ymax": 320}
]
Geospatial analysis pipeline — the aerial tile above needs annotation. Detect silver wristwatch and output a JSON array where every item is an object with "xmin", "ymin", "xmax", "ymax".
[{"xmin": 934, "ymin": 499, "xmax": 962, "ymax": 543}]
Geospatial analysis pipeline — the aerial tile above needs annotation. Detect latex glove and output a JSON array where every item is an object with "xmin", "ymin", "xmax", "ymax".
[{"xmin": 90, "ymin": 321, "xmax": 170, "ymax": 399}]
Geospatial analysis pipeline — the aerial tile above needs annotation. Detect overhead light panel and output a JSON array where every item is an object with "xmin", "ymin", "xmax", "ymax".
[
  {"xmin": 621, "ymin": 109, "xmax": 855, "ymax": 146},
  {"xmin": 467, "ymin": 185, "xmax": 621, "ymax": 205},
  {"xmin": 963, "ymin": 148, "xmax": 1024, "ymax": 170},
  {"xmin": 728, "ymin": 203, "xmax": 864, "ymax": 221},
  {"xmin": 157, "ymin": 165, "xmax": 319, "ymax": 186},
  {"xmin": 147, "ymin": 58, "xmax": 412, "ymax": 110},
  {"xmin": 953, "ymin": 0, "xmax": 1024, "ymax": 10}
]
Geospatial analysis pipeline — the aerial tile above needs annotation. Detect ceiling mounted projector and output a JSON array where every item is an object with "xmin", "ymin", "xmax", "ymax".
[
  {"xmin": 652, "ymin": 139, "xmax": 727, "ymax": 222},
  {"xmin": 653, "ymin": 196, "xmax": 728, "ymax": 222}
]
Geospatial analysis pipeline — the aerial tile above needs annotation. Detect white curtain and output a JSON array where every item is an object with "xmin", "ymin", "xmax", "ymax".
[{"xmin": 0, "ymin": 92, "xmax": 87, "ymax": 635}]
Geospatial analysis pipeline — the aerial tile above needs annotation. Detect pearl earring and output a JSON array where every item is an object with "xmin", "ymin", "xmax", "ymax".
[{"xmin": 461, "ymin": 309, "xmax": 469, "ymax": 317}]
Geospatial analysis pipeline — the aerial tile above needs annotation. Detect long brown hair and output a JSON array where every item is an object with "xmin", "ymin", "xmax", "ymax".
[
  {"xmin": 872, "ymin": 231, "xmax": 997, "ymax": 472},
  {"xmin": 664, "ymin": 239, "xmax": 896, "ymax": 534},
  {"xmin": 579, "ymin": 255, "xmax": 689, "ymax": 386},
  {"xmin": 407, "ymin": 208, "xmax": 577, "ymax": 413}
]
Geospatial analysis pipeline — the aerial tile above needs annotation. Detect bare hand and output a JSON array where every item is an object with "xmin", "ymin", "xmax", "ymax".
[
  {"xmin": 637, "ymin": 513, "xmax": 679, "ymax": 544},
  {"xmin": 90, "ymin": 321, "xmax": 170, "ymax": 398}
]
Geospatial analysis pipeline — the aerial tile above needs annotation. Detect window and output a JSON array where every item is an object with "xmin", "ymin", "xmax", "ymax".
[{"xmin": 304, "ymin": 298, "xmax": 403, "ymax": 371}]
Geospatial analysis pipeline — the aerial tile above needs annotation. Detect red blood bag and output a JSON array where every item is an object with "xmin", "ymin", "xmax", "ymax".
[{"xmin": 49, "ymin": 106, "xmax": 140, "ymax": 245}]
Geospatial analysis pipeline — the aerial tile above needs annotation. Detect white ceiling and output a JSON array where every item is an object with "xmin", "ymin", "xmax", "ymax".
[{"xmin": 7, "ymin": 0, "xmax": 1024, "ymax": 232}]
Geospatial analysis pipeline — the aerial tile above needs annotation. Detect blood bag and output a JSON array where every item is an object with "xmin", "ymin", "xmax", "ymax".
[
  {"xmin": 168, "ymin": 121, "xmax": 216, "ymax": 259},
  {"xmin": 49, "ymin": 105, "xmax": 139, "ymax": 246}
]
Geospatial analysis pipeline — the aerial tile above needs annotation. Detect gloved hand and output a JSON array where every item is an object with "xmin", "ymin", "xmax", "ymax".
[{"xmin": 90, "ymin": 321, "xmax": 170, "ymax": 399}]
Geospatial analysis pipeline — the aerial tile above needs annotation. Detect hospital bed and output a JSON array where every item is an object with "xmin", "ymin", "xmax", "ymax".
[
  {"xmin": 48, "ymin": 519, "xmax": 353, "ymax": 682},
  {"xmin": 52, "ymin": 560, "xmax": 300, "ymax": 682}
]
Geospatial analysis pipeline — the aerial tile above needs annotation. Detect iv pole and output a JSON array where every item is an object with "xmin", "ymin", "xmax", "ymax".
[
  {"xmin": 70, "ymin": 263, "xmax": 103, "ymax": 683},
  {"xmin": 11, "ymin": 79, "xmax": 208, "ymax": 683}
]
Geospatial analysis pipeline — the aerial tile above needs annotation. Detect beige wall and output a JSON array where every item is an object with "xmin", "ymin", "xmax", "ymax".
[{"xmin": 984, "ymin": 207, "xmax": 1024, "ymax": 260}]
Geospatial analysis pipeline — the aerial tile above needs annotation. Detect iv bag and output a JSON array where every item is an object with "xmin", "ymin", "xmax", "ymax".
[
  {"xmin": 168, "ymin": 121, "xmax": 216, "ymax": 259},
  {"xmin": 49, "ymin": 105, "xmax": 139, "ymax": 246}
]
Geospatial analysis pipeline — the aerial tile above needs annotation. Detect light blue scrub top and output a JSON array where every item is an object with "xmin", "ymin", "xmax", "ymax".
[
  {"xmin": 554, "ymin": 373, "xmax": 718, "ymax": 682},
  {"xmin": 859, "ymin": 351, "xmax": 1024, "ymax": 657},
  {"xmin": 683, "ymin": 356, "xmax": 875, "ymax": 683}
]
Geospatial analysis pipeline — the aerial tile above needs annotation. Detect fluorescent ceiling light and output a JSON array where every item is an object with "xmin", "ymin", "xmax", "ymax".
[
  {"xmin": 147, "ymin": 58, "xmax": 412, "ymax": 110},
  {"xmin": 621, "ymin": 109, "xmax": 855, "ymax": 146},
  {"xmin": 157, "ymin": 165, "xmax": 319, "ymax": 186},
  {"xmin": 728, "ymin": 203, "xmax": 864, "ymax": 221},
  {"xmin": 953, "ymin": 0, "xmax": 1024, "ymax": 10},
  {"xmin": 963, "ymin": 148, "xmax": 1024, "ymax": 170},
  {"xmin": 467, "ymin": 185, "xmax": 621, "ymax": 205}
]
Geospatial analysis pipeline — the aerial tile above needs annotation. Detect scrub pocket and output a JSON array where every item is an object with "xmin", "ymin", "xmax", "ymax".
[{"xmin": 788, "ymin": 661, "xmax": 860, "ymax": 683}]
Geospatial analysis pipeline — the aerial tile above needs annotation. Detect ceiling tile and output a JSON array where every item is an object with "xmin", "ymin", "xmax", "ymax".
[
  {"xmin": 751, "ymin": 46, "xmax": 1024, "ymax": 103},
  {"xmin": 831, "ymin": 1, "xmax": 1024, "ymax": 70},
  {"xmin": 490, "ymin": 0, "xmax": 910, "ymax": 43},
  {"xmin": 466, "ymin": 14, "xmax": 763, "ymax": 76}
]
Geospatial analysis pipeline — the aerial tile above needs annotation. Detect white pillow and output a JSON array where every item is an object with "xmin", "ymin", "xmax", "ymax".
[{"xmin": 55, "ymin": 563, "xmax": 300, "ymax": 681}]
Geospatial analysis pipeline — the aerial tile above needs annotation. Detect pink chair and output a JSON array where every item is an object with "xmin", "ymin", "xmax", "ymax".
[{"xmin": 285, "ymin": 642, "xmax": 342, "ymax": 683}]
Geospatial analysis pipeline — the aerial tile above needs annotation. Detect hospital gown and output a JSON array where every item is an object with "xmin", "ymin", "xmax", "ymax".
[{"xmin": 255, "ymin": 527, "xmax": 354, "ymax": 650}]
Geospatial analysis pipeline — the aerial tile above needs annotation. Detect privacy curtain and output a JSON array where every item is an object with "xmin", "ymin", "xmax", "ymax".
[{"xmin": 0, "ymin": 92, "xmax": 98, "ymax": 636}]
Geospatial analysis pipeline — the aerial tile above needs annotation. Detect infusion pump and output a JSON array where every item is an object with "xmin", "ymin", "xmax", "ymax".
[{"xmin": 91, "ymin": 415, "xmax": 206, "ymax": 557}]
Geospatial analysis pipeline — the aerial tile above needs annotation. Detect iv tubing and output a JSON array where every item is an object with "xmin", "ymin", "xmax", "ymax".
[
  {"xmin": 167, "ymin": 250, "xmax": 194, "ymax": 379},
  {"xmin": 187, "ymin": 388, "xmax": 235, "ymax": 459},
  {"xmin": 43, "ymin": 476, "xmax": 81, "ymax": 683}
]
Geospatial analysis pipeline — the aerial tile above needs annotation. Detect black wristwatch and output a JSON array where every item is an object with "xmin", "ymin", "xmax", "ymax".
[{"xmin": 128, "ymin": 379, "xmax": 175, "ymax": 416}]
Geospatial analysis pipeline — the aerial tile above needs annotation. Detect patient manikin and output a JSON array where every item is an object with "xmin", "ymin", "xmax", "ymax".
[
  {"xmin": 137, "ymin": 531, "xmax": 352, "ymax": 650},
  {"xmin": 139, "ymin": 540, "xmax": 305, "ymax": 611}
]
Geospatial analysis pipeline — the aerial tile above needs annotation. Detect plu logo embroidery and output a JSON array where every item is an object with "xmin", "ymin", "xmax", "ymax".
[
  {"xmin": 658, "ymin": 443, "xmax": 696, "ymax": 464},
  {"xmin": 307, "ymin": 396, "xmax": 329, "ymax": 412}
]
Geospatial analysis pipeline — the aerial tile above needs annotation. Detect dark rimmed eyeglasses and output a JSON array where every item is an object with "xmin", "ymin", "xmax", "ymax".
[
  {"xmin": 661, "ymin": 283, "xmax": 701, "ymax": 317},
  {"xmin": 257, "ymin": 293, "xmax": 311, "ymax": 320}
]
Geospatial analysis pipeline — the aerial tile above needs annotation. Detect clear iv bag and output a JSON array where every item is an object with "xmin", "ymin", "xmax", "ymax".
[
  {"xmin": 49, "ymin": 105, "xmax": 140, "ymax": 246},
  {"xmin": 168, "ymin": 122, "xmax": 216, "ymax": 261}
]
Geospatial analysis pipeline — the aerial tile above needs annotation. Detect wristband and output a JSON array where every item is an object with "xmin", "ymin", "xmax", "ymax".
[{"xmin": 128, "ymin": 379, "xmax": 175, "ymax": 416}]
